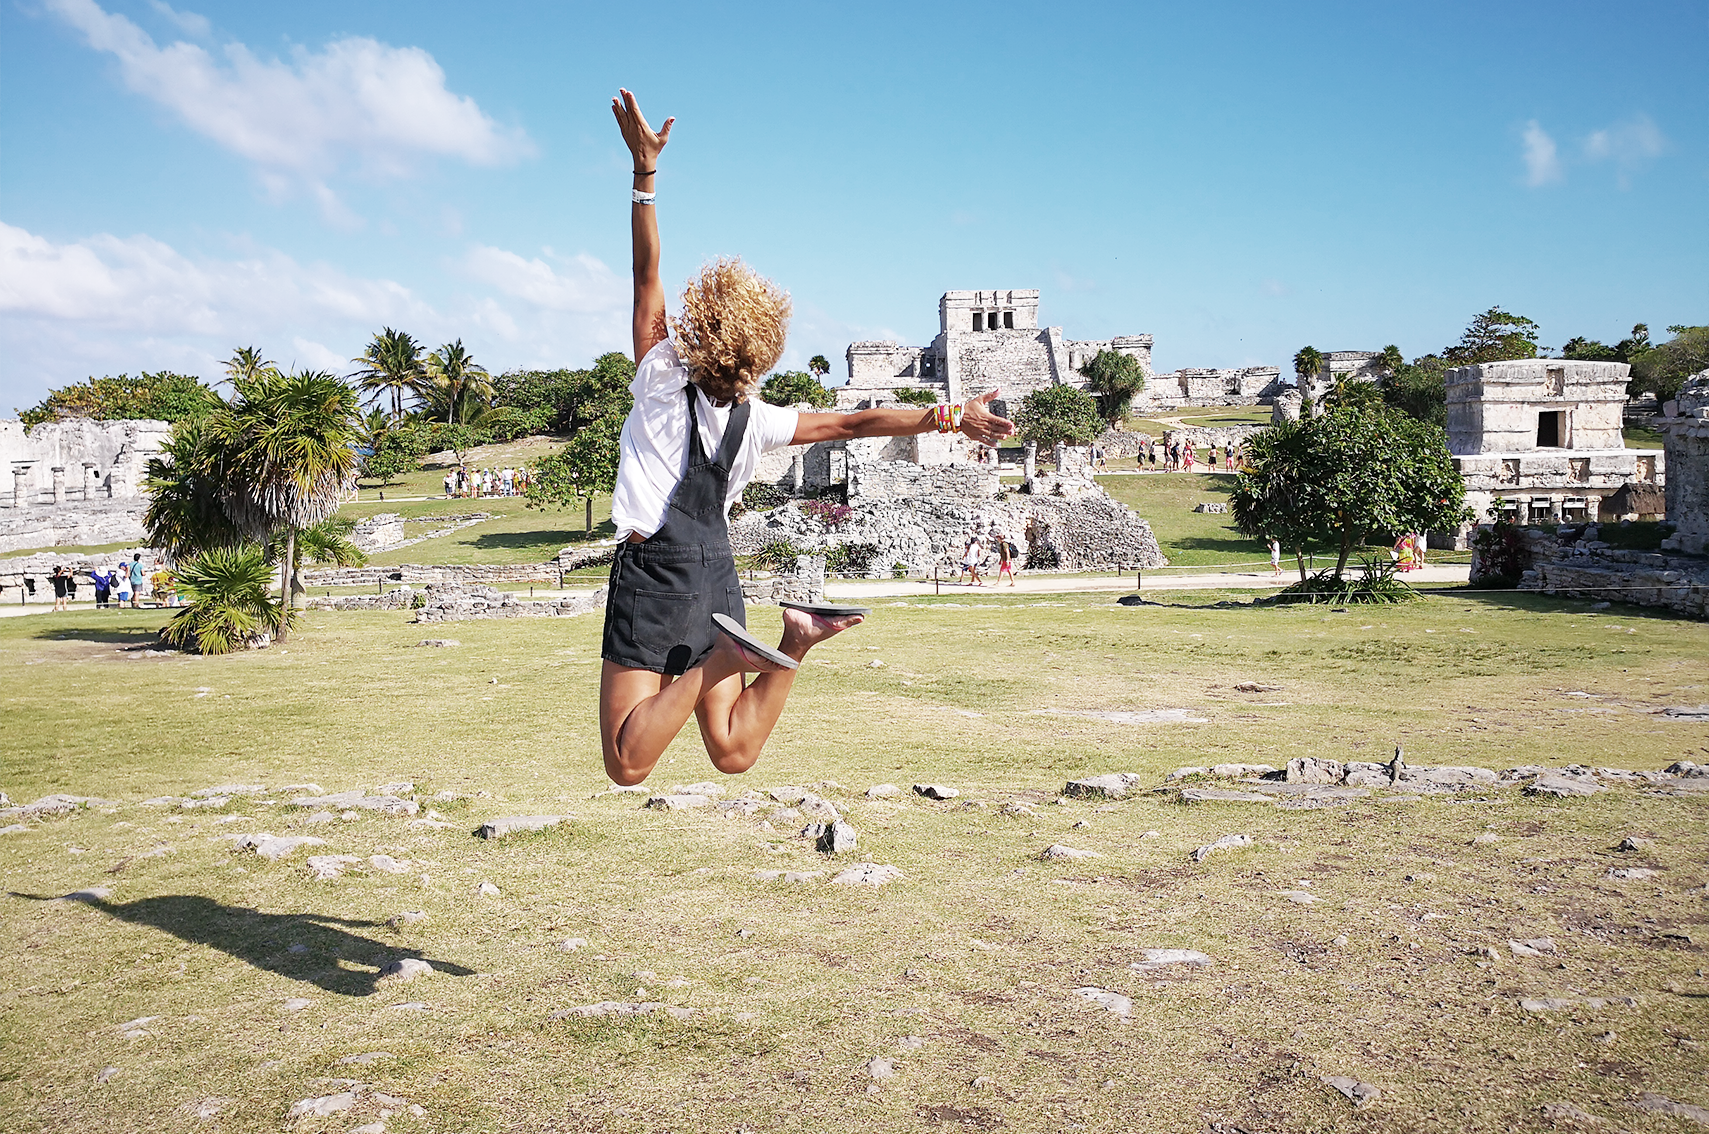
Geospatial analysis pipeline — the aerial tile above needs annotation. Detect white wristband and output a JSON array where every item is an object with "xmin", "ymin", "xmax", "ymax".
[{"xmin": 631, "ymin": 188, "xmax": 656, "ymax": 205}]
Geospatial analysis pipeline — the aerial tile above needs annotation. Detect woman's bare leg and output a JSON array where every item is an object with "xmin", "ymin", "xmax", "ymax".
[
  {"xmin": 694, "ymin": 609, "xmax": 861, "ymax": 773},
  {"xmin": 599, "ymin": 609, "xmax": 860, "ymax": 785}
]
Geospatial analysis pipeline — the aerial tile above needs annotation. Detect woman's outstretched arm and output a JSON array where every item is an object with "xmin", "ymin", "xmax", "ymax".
[
  {"xmin": 790, "ymin": 388, "xmax": 1016, "ymax": 446},
  {"xmin": 611, "ymin": 88, "xmax": 674, "ymax": 364}
]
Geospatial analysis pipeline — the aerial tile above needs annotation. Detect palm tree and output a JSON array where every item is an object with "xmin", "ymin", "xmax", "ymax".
[
  {"xmin": 205, "ymin": 368, "xmax": 360, "ymax": 641},
  {"xmin": 350, "ymin": 328, "xmax": 426, "ymax": 419},
  {"xmin": 142, "ymin": 417, "xmax": 244, "ymax": 561},
  {"xmin": 424, "ymin": 340, "xmax": 492, "ymax": 425},
  {"xmin": 222, "ymin": 346, "xmax": 278, "ymax": 392},
  {"xmin": 1292, "ymin": 346, "xmax": 1325, "ymax": 387}
]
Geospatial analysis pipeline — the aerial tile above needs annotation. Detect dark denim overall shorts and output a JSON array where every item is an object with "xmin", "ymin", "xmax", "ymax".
[{"xmin": 601, "ymin": 386, "xmax": 750, "ymax": 676}]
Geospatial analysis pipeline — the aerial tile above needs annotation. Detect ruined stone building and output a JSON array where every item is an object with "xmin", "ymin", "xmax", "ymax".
[
  {"xmin": 1658, "ymin": 369, "xmax": 1709, "ymax": 556},
  {"xmin": 1447, "ymin": 359, "xmax": 1664, "ymax": 534},
  {"xmin": 0, "ymin": 418, "xmax": 168, "ymax": 552}
]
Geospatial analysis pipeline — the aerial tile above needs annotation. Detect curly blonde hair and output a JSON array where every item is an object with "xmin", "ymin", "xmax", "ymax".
[{"xmin": 669, "ymin": 258, "xmax": 791, "ymax": 403}]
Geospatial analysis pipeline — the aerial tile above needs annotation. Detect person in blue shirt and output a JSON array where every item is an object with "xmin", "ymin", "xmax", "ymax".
[{"xmin": 128, "ymin": 554, "xmax": 147, "ymax": 608}]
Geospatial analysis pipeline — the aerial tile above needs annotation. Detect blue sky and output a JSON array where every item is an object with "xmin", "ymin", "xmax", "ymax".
[{"xmin": 2, "ymin": 0, "xmax": 1705, "ymax": 413}]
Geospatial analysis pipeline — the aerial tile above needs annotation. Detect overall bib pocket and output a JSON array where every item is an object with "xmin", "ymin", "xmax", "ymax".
[{"xmin": 629, "ymin": 588, "xmax": 701, "ymax": 654}]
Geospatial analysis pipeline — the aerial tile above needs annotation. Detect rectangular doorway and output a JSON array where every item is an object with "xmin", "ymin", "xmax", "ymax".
[{"xmin": 1537, "ymin": 411, "xmax": 1564, "ymax": 447}]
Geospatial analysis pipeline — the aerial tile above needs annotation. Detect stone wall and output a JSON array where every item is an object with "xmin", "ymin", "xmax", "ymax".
[
  {"xmin": 1447, "ymin": 359, "xmax": 1629, "ymax": 455},
  {"xmin": 412, "ymin": 584, "xmax": 607, "ymax": 622},
  {"xmin": 0, "ymin": 498, "xmax": 150, "ymax": 554},
  {"xmin": 1145, "ymin": 367, "xmax": 1283, "ymax": 406},
  {"xmin": 0, "ymin": 546, "xmax": 157, "ymax": 603},
  {"xmin": 1658, "ymin": 369, "xmax": 1709, "ymax": 556},
  {"xmin": 300, "ymin": 562, "xmax": 570, "ymax": 588},
  {"xmin": 1515, "ymin": 526, "xmax": 1708, "ymax": 620},
  {"xmin": 847, "ymin": 458, "xmax": 999, "ymax": 504}
]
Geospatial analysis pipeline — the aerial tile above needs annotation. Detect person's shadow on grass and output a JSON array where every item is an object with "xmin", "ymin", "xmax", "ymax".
[{"xmin": 14, "ymin": 892, "xmax": 475, "ymax": 996}]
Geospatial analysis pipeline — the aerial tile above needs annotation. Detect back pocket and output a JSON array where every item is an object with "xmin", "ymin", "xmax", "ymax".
[{"xmin": 631, "ymin": 588, "xmax": 700, "ymax": 654}]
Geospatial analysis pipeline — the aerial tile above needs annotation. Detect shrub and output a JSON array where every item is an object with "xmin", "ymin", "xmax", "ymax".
[
  {"xmin": 742, "ymin": 482, "xmax": 788, "ymax": 511},
  {"xmin": 891, "ymin": 561, "xmax": 908, "ymax": 579},
  {"xmin": 1264, "ymin": 557, "xmax": 1418, "ymax": 605},
  {"xmin": 750, "ymin": 539, "xmax": 806, "ymax": 572},
  {"xmin": 802, "ymin": 498, "xmax": 852, "ymax": 528},
  {"xmin": 1469, "ymin": 511, "xmax": 1532, "ymax": 587},
  {"xmin": 160, "ymin": 545, "xmax": 290, "ymax": 654},
  {"xmin": 18, "ymin": 371, "xmax": 222, "ymax": 428},
  {"xmin": 825, "ymin": 542, "xmax": 880, "ymax": 577},
  {"xmin": 892, "ymin": 387, "xmax": 940, "ymax": 407}
]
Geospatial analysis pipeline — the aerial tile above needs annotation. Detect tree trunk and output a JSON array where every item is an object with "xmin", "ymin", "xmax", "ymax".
[
  {"xmin": 1334, "ymin": 528, "xmax": 1359, "ymax": 578},
  {"xmin": 584, "ymin": 494, "xmax": 593, "ymax": 533},
  {"xmin": 276, "ymin": 528, "xmax": 296, "ymax": 642},
  {"xmin": 1295, "ymin": 549, "xmax": 1308, "ymax": 582}
]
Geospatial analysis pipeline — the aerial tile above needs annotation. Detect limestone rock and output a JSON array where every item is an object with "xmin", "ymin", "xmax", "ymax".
[
  {"xmin": 1062, "ymin": 773, "xmax": 1143, "ymax": 800},
  {"xmin": 288, "ymin": 790, "xmax": 418, "ymax": 816},
  {"xmin": 476, "ymin": 815, "xmax": 568, "ymax": 838},
  {"xmin": 337, "ymin": 1052, "xmax": 394, "ymax": 1065},
  {"xmin": 1280, "ymin": 890, "xmax": 1317, "ymax": 904},
  {"xmin": 1233, "ymin": 682, "xmax": 1281, "ymax": 693},
  {"xmin": 378, "ymin": 958, "xmax": 433, "ymax": 982},
  {"xmin": 816, "ymin": 820, "xmax": 858, "ymax": 854},
  {"xmin": 830, "ymin": 862, "xmax": 904, "ymax": 886},
  {"xmin": 286, "ymin": 1093, "xmax": 356, "ymax": 1121},
  {"xmin": 715, "ymin": 799, "xmax": 767, "ymax": 818},
  {"xmin": 192, "ymin": 784, "xmax": 265, "ymax": 797},
  {"xmin": 281, "ymin": 998, "xmax": 313, "ymax": 1012},
  {"xmin": 1510, "ymin": 938, "xmax": 1558, "ymax": 957},
  {"xmin": 867, "ymin": 1057, "xmax": 896, "ymax": 1080},
  {"xmin": 561, "ymin": 937, "xmax": 588, "ymax": 951},
  {"xmin": 1397, "ymin": 766, "xmax": 1499, "ymax": 791},
  {"xmin": 476, "ymin": 881, "xmax": 501, "ymax": 897},
  {"xmin": 305, "ymin": 855, "xmax": 361, "ymax": 880},
  {"xmin": 1322, "ymin": 1075, "xmax": 1380, "ymax": 1106},
  {"xmin": 1617, "ymin": 835, "xmax": 1653, "ymax": 851},
  {"xmin": 670, "ymin": 781, "xmax": 724, "ymax": 797},
  {"xmin": 1472, "ymin": 833, "xmax": 1502, "ymax": 845},
  {"xmin": 646, "ymin": 794, "xmax": 710, "ymax": 811},
  {"xmin": 1190, "ymin": 833, "xmax": 1251, "ymax": 862},
  {"xmin": 231, "ymin": 833, "xmax": 326, "ymax": 861},
  {"xmin": 1635, "ymin": 1092, "xmax": 1709, "ymax": 1123},
  {"xmin": 1527, "ymin": 772, "xmax": 1604, "ymax": 798},
  {"xmin": 57, "ymin": 886, "xmax": 112, "ymax": 903},
  {"xmin": 1605, "ymin": 867, "xmax": 1657, "ymax": 880},
  {"xmin": 389, "ymin": 910, "xmax": 428, "ymax": 927},
  {"xmin": 865, "ymin": 783, "xmax": 900, "ymax": 799},
  {"xmin": 1180, "ymin": 788, "xmax": 1274, "ymax": 804},
  {"xmin": 368, "ymin": 855, "xmax": 410, "ymax": 874},
  {"xmin": 998, "ymin": 802, "xmax": 1039, "ymax": 818},
  {"xmin": 912, "ymin": 784, "xmax": 960, "ymax": 801},
  {"xmin": 1283, "ymin": 757, "xmax": 1345, "ymax": 785},
  {"xmin": 1040, "ymin": 844, "xmax": 1101, "ymax": 861},
  {"xmin": 1210, "ymin": 762, "xmax": 1275, "ymax": 778},
  {"xmin": 0, "ymin": 824, "xmax": 30, "ymax": 835},
  {"xmin": 768, "ymin": 786, "xmax": 810, "ymax": 805},
  {"xmin": 550, "ymin": 1001, "xmax": 692, "ymax": 1021},
  {"xmin": 1131, "ymin": 948, "xmax": 1213, "ymax": 972},
  {"xmin": 1073, "ymin": 987, "xmax": 1132, "ymax": 1017},
  {"xmin": 415, "ymin": 638, "xmax": 459, "ymax": 647},
  {"xmin": 797, "ymin": 793, "xmax": 841, "ymax": 822},
  {"xmin": 754, "ymin": 869, "xmax": 824, "ymax": 883},
  {"xmin": 1166, "ymin": 767, "xmax": 1209, "ymax": 781}
]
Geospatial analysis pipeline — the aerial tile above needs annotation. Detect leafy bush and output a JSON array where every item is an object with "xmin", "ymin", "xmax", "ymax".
[
  {"xmin": 892, "ymin": 387, "xmax": 940, "ymax": 407},
  {"xmin": 160, "ymin": 545, "xmax": 290, "ymax": 654},
  {"xmin": 19, "ymin": 371, "xmax": 222, "ymax": 428},
  {"xmin": 1265, "ymin": 557, "xmax": 1418, "ymax": 605},
  {"xmin": 802, "ymin": 498, "xmax": 852, "ymax": 528},
  {"xmin": 741, "ymin": 482, "xmax": 788, "ymax": 511},
  {"xmin": 891, "ymin": 561, "xmax": 909, "ymax": 579},
  {"xmin": 1015, "ymin": 385, "xmax": 1102, "ymax": 449},
  {"xmin": 1079, "ymin": 349, "xmax": 1147, "ymax": 425},
  {"xmin": 1025, "ymin": 543, "xmax": 1060, "ymax": 570},
  {"xmin": 362, "ymin": 423, "xmax": 431, "ymax": 483},
  {"xmin": 1469, "ymin": 510, "xmax": 1532, "ymax": 587},
  {"xmin": 750, "ymin": 539, "xmax": 806, "ymax": 571},
  {"xmin": 825, "ymin": 542, "xmax": 880, "ymax": 577}
]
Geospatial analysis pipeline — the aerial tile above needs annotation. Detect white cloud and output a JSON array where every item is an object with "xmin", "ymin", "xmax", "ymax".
[
  {"xmin": 44, "ymin": 0, "xmax": 532, "ymax": 189},
  {"xmin": 0, "ymin": 223, "xmax": 631, "ymax": 410},
  {"xmin": 146, "ymin": 0, "xmax": 209, "ymax": 39},
  {"xmin": 1583, "ymin": 114, "xmax": 1667, "ymax": 187},
  {"xmin": 1521, "ymin": 120, "xmax": 1562, "ymax": 187}
]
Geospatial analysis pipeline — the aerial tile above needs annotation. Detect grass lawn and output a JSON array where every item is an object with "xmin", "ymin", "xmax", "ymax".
[
  {"xmin": 1128, "ymin": 405, "xmax": 1275, "ymax": 436},
  {"xmin": 1623, "ymin": 424, "xmax": 1664, "ymax": 450},
  {"xmin": 1, "ymin": 593, "xmax": 1704, "ymax": 1132}
]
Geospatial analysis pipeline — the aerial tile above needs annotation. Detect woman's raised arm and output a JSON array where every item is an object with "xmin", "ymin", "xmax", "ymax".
[{"xmin": 611, "ymin": 89, "xmax": 674, "ymax": 364}]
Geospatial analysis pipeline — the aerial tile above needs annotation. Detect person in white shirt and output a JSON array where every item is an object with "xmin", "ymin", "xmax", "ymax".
[{"xmin": 601, "ymin": 89, "xmax": 1013, "ymax": 787}]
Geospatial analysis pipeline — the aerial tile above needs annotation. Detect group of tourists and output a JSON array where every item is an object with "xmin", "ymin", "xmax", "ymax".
[
  {"xmin": 1139, "ymin": 438, "xmax": 1242, "ymax": 472},
  {"xmin": 956, "ymin": 527, "xmax": 1019, "ymax": 586},
  {"xmin": 443, "ymin": 465, "xmax": 531, "ymax": 499},
  {"xmin": 45, "ymin": 554, "xmax": 166, "ymax": 611},
  {"xmin": 1392, "ymin": 531, "xmax": 1428, "ymax": 572}
]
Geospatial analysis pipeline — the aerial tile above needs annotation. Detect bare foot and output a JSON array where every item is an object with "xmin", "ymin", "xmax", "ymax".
[{"xmin": 778, "ymin": 606, "xmax": 863, "ymax": 661}]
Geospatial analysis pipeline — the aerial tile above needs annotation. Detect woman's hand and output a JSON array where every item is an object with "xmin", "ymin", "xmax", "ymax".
[
  {"xmin": 959, "ymin": 388, "xmax": 1016, "ymax": 445},
  {"xmin": 611, "ymin": 88, "xmax": 673, "ymax": 170}
]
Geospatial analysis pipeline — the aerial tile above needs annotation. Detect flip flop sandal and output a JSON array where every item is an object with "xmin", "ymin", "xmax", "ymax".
[
  {"xmin": 778, "ymin": 601, "xmax": 871, "ymax": 618},
  {"xmin": 712, "ymin": 613, "xmax": 799, "ymax": 671}
]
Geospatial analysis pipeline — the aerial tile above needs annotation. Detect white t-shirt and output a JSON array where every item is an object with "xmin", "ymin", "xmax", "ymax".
[{"xmin": 610, "ymin": 339, "xmax": 801, "ymax": 540}]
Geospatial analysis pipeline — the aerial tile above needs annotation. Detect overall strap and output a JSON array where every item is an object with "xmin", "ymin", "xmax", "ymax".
[
  {"xmin": 682, "ymin": 385, "xmax": 709, "ymax": 463},
  {"xmin": 712, "ymin": 398, "xmax": 752, "ymax": 473}
]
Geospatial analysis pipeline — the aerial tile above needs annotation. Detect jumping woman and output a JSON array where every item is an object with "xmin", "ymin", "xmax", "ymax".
[{"xmin": 600, "ymin": 90, "xmax": 1015, "ymax": 787}]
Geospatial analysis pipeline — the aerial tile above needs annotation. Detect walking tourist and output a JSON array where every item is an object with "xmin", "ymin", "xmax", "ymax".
[
  {"xmin": 127, "ymin": 554, "xmax": 146, "ymax": 608},
  {"xmin": 996, "ymin": 531, "xmax": 1017, "ymax": 585},
  {"xmin": 960, "ymin": 531, "xmax": 985, "ymax": 586},
  {"xmin": 50, "ymin": 566, "xmax": 71, "ymax": 611},
  {"xmin": 597, "ymin": 89, "xmax": 1014, "ymax": 788},
  {"xmin": 91, "ymin": 566, "xmax": 112, "ymax": 609},
  {"xmin": 1183, "ymin": 445, "xmax": 1196, "ymax": 472},
  {"xmin": 1269, "ymin": 538, "xmax": 1283, "ymax": 578},
  {"xmin": 1224, "ymin": 441, "xmax": 1235, "ymax": 468}
]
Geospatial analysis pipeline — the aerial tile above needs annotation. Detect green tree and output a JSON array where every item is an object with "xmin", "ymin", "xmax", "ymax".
[
  {"xmin": 1293, "ymin": 346, "xmax": 1324, "ymax": 386},
  {"xmin": 1231, "ymin": 406, "xmax": 1469, "ymax": 579},
  {"xmin": 17, "ymin": 371, "xmax": 223, "ymax": 428},
  {"xmin": 760, "ymin": 370, "xmax": 833, "ymax": 408},
  {"xmin": 808, "ymin": 355, "xmax": 831, "ymax": 378},
  {"xmin": 142, "ymin": 417, "xmax": 245, "ymax": 561},
  {"xmin": 423, "ymin": 340, "xmax": 492, "ymax": 424},
  {"xmin": 525, "ymin": 417, "xmax": 622, "ymax": 530},
  {"xmin": 362, "ymin": 419, "xmax": 432, "ymax": 484},
  {"xmin": 1078, "ymin": 348, "xmax": 1147, "ymax": 426},
  {"xmin": 1323, "ymin": 377, "xmax": 1385, "ymax": 412},
  {"xmin": 1015, "ymin": 384, "xmax": 1102, "ymax": 450},
  {"xmin": 205, "ymin": 369, "xmax": 361, "ymax": 641},
  {"xmin": 272, "ymin": 517, "xmax": 365, "ymax": 571},
  {"xmin": 1375, "ymin": 345, "xmax": 1405, "ymax": 375},
  {"xmin": 222, "ymin": 347, "xmax": 278, "ymax": 388},
  {"xmin": 1630, "ymin": 325, "xmax": 1709, "ymax": 402},
  {"xmin": 350, "ymin": 327, "xmax": 427, "ymax": 418},
  {"xmin": 1382, "ymin": 357, "xmax": 1449, "ymax": 427},
  {"xmin": 1442, "ymin": 306, "xmax": 1542, "ymax": 365}
]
